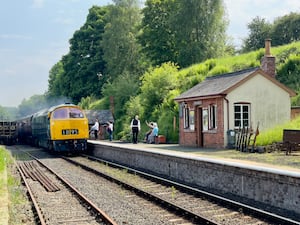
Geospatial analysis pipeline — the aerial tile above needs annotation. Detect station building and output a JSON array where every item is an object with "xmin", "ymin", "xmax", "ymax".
[{"xmin": 174, "ymin": 39, "xmax": 296, "ymax": 148}]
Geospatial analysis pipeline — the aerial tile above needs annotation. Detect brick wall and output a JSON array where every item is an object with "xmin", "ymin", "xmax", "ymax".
[{"xmin": 178, "ymin": 97, "xmax": 226, "ymax": 148}]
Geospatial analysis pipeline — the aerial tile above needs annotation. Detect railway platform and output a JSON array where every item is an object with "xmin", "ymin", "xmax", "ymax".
[
  {"xmin": 88, "ymin": 140, "xmax": 300, "ymax": 221},
  {"xmin": 89, "ymin": 140, "xmax": 300, "ymax": 174}
]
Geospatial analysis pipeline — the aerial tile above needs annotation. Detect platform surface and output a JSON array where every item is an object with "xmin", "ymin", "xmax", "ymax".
[{"xmin": 89, "ymin": 140, "xmax": 300, "ymax": 177}]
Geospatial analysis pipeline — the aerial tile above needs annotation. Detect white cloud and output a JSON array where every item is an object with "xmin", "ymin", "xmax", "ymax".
[
  {"xmin": 31, "ymin": 0, "xmax": 45, "ymax": 8},
  {"xmin": 224, "ymin": 0, "xmax": 300, "ymax": 48},
  {"xmin": 53, "ymin": 17, "xmax": 73, "ymax": 25},
  {"xmin": 0, "ymin": 34, "xmax": 32, "ymax": 40}
]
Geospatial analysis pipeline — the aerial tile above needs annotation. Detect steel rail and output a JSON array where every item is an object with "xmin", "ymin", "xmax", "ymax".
[
  {"xmin": 83, "ymin": 153, "xmax": 300, "ymax": 225},
  {"xmin": 28, "ymin": 155, "xmax": 118, "ymax": 225},
  {"xmin": 63, "ymin": 156, "xmax": 219, "ymax": 225},
  {"xmin": 15, "ymin": 161, "xmax": 47, "ymax": 225}
]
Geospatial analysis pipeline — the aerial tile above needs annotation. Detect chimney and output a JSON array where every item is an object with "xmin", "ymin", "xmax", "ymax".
[{"xmin": 261, "ymin": 39, "xmax": 276, "ymax": 78}]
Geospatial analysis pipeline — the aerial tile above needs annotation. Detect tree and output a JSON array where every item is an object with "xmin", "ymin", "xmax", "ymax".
[
  {"xmin": 139, "ymin": 0, "xmax": 177, "ymax": 66},
  {"xmin": 101, "ymin": 0, "xmax": 145, "ymax": 81},
  {"xmin": 102, "ymin": 72, "xmax": 140, "ymax": 118},
  {"xmin": 271, "ymin": 12, "xmax": 300, "ymax": 46},
  {"xmin": 47, "ymin": 61, "xmax": 64, "ymax": 98},
  {"xmin": 241, "ymin": 16, "xmax": 271, "ymax": 52},
  {"xmin": 171, "ymin": 0, "xmax": 227, "ymax": 67},
  {"xmin": 60, "ymin": 6, "xmax": 108, "ymax": 103},
  {"xmin": 140, "ymin": 0, "xmax": 227, "ymax": 68},
  {"xmin": 140, "ymin": 62, "xmax": 179, "ymax": 119},
  {"xmin": 0, "ymin": 106, "xmax": 11, "ymax": 121},
  {"xmin": 18, "ymin": 95, "xmax": 48, "ymax": 117},
  {"xmin": 242, "ymin": 13, "xmax": 300, "ymax": 52}
]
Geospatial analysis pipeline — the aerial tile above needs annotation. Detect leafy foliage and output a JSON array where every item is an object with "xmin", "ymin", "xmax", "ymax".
[
  {"xmin": 140, "ymin": 63, "xmax": 179, "ymax": 119},
  {"xmin": 242, "ymin": 12, "xmax": 300, "ymax": 52},
  {"xmin": 102, "ymin": 72, "xmax": 140, "ymax": 118},
  {"xmin": 139, "ymin": 0, "xmax": 228, "ymax": 68},
  {"xmin": 171, "ymin": 0, "xmax": 227, "ymax": 67},
  {"xmin": 271, "ymin": 12, "xmax": 300, "ymax": 46},
  {"xmin": 277, "ymin": 54, "xmax": 300, "ymax": 91},
  {"xmin": 102, "ymin": 0, "xmax": 145, "ymax": 80},
  {"xmin": 139, "ymin": 0, "xmax": 177, "ymax": 66},
  {"xmin": 6, "ymin": 1, "xmax": 300, "ymax": 147},
  {"xmin": 242, "ymin": 17, "xmax": 271, "ymax": 52},
  {"xmin": 59, "ymin": 6, "xmax": 108, "ymax": 103},
  {"xmin": 0, "ymin": 106, "xmax": 12, "ymax": 120}
]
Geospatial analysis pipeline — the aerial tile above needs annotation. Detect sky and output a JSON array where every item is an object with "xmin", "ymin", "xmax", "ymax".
[{"xmin": 0, "ymin": 0, "xmax": 299, "ymax": 107}]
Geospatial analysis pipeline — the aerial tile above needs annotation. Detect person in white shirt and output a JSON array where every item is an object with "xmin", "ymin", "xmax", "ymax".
[
  {"xmin": 90, "ymin": 119, "xmax": 99, "ymax": 139},
  {"xmin": 107, "ymin": 121, "xmax": 113, "ymax": 141}
]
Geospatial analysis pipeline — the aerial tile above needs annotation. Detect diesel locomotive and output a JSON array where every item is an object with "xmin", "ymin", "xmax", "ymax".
[{"xmin": 17, "ymin": 103, "xmax": 89, "ymax": 152}]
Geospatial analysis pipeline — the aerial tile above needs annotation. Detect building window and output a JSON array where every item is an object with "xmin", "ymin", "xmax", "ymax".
[
  {"xmin": 209, "ymin": 104, "xmax": 217, "ymax": 129},
  {"xmin": 202, "ymin": 109, "xmax": 208, "ymax": 131},
  {"xmin": 234, "ymin": 103, "xmax": 250, "ymax": 128},
  {"xmin": 189, "ymin": 110, "xmax": 195, "ymax": 130},
  {"xmin": 184, "ymin": 105, "xmax": 189, "ymax": 129}
]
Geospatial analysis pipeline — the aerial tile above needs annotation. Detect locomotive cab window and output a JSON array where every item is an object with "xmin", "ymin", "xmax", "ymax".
[
  {"xmin": 52, "ymin": 108, "xmax": 84, "ymax": 119},
  {"xmin": 52, "ymin": 108, "xmax": 68, "ymax": 119},
  {"xmin": 69, "ymin": 108, "xmax": 84, "ymax": 118}
]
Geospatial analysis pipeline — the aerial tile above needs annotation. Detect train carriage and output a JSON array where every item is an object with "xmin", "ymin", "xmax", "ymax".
[
  {"xmin": 31, "ymin": 103, "xmax": 89, "ymax": 152},
  {"xmin": 0, "ymin": 121, "xmax": 17, "ymax": 145}
]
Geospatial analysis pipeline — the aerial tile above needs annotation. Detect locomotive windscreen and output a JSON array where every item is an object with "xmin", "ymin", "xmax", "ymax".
[{"xmin": 52, "ymin": 107, "xmax": 84, "ymax": 119}]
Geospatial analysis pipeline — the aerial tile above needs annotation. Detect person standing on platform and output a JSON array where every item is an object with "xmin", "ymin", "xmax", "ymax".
[
  {"xmin": 107, "ymin": 121, "xmax": 113, "ymax": 141},
  {"xmin": 90, "ymin": 119, "xmax": 99, "ymax": 140},
  {"xmin": 130, "ymin": 115, "xmax": 140, "ymax": 144}
]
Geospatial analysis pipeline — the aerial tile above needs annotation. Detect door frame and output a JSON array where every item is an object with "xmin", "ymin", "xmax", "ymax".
[{"xmin": 196, "ymin": 106, "xmax": 203, "ymax": 147}]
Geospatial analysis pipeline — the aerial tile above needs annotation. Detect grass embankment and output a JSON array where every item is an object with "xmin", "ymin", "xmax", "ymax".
[
  {"xmin": 0, "ymin": 146, "xmax": 29, "ymax": 224},
  {"xmin": 255, "ymin": 116, "xmax": 300, "ymax": 146}
]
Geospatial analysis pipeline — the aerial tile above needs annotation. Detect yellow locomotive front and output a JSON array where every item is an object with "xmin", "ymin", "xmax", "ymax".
[{"xmin": 49, "ymin": 105, "xmax": 89, "ymax": 152}]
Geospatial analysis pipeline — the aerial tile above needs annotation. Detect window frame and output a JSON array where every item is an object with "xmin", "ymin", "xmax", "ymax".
[
  {"xmin": 183, "ymin": 105, "xmax": 190, "ymax": 129},
  {"xmin": 208, "ymin": 104, "xmax": 217, "ymax": 130},
  {"xmin": 234, "ymin": 103, "xmax": 251, "ymax": 128}
]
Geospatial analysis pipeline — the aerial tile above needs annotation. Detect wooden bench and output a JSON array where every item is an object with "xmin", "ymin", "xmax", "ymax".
[{"xmin": 282, "ymin": 129, "xmax": 300, "ymax": 155}]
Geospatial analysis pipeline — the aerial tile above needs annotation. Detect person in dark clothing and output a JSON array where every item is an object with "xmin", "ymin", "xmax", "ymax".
[{"xmin": 130, "ymin": 115, "xmax": 140, "ymax": 144}]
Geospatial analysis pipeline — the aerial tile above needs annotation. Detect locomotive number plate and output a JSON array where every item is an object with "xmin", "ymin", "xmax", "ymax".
[{"xmin": 62, "ymin": 129, "xmax": 79, "ymax": 135}]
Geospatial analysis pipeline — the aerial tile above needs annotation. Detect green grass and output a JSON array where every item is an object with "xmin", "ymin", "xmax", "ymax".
[
  {"xmin": 256, "ymin": 116, "xmax": 300, "ymax": 146},
  {"xmin": 0, "ymin": 146, "xmax": 29, "ymax": 224}
]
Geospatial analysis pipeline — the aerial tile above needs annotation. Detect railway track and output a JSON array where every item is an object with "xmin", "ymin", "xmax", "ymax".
[
  {"xmin": 12, "ymin": 146, "xmax": 195, "ymax": 224},
  {"xmin": 9, "ymin": 145, "xmax": 300, "ymax": 224},
  {"xmin": 13, "ymin": 148, "xmax": 117, "ymax": 225},
  {"xmin": 69, "ymin": 154, "xmax": 299, "ymax": 225}
]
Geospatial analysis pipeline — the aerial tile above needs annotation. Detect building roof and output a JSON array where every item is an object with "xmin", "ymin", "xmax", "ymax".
[
  {"xmin": 84, "ymin": 110, "xmax": 114, "ymax": 125},
  {"xmin": 174, "ymin": 67, "xmax": 296, "ymax": 102}
]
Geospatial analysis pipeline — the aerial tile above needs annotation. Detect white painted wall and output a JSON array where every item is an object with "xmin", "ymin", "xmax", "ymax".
[{"xmin": 225, "ymin": 73, "xmax": 291, "ymax": 133}]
